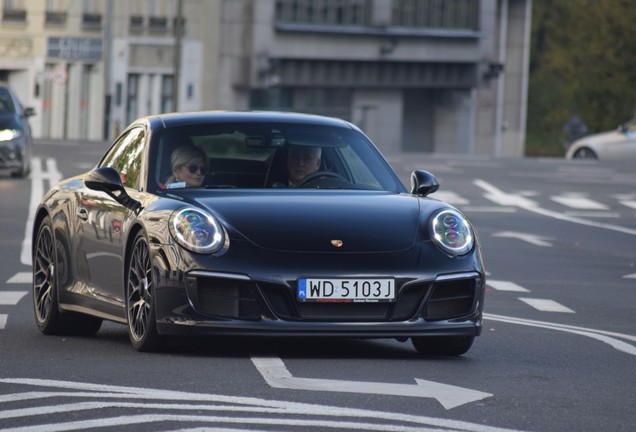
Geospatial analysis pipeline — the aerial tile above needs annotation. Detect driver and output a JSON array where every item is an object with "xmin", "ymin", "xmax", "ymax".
[{"xmin": 286, "ymin": 144, "xmax": 322, "ymax": 187}]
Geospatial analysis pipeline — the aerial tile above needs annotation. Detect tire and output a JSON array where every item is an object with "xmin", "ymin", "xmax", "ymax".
[
  {"xmin": 572, "ymin": 147, "xmax": 598, "ymax": 159},
  {"xmin": 33, "ymin": 216, "xmax": 102, "ymax": 336},
  {"xmin": 412, "ymin": 336, "xmax": 474, "ymax": 356},
  {"xmin": 126, "ymin": 231, "xmax": 164, "ymax": 352}
]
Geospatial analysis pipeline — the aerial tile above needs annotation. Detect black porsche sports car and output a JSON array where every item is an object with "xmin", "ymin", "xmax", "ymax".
[{"xmin": 32, "ymin": 111, "xmax": 485, "ymax": 355}]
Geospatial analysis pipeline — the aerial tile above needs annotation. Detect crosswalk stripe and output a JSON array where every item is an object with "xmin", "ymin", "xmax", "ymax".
[
  {"xmin": 550, "ymin": 195, "xmax": 608, "ymax": 210},
  {"xmin": 519, "ymin": 298, "xmax": 575, "ymax": 313},
  {"xmin": 623, "ymin": 273, "xmax": 636, "ymax": 279},
  {"xmin": 620, "ymin": 200, "xmax": 636, "ymax": 210},
  {"xmin": 487, "ymin": 280, "xmax": 529, "ymax": 292},
  {"xmin": 6, "ymin": 272, "xmax": 31, "ymax": 284},
  {"xmin": 0, "ymin": 291, "xmax": 28, "ymax": 305},
  {"xmin": 0, "ymin": 315, "xmax": 6, "ymax": 330}
]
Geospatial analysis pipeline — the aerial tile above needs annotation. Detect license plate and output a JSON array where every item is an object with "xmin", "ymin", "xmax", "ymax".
[{"xmin": 297, "ymin": 278, "xmax": 395, "ymax": 303}]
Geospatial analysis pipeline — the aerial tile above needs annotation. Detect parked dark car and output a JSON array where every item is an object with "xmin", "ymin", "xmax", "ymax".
[
  {"xmin": 32, "ymin": 111, "xmax": 485, "ymax": 355},
  {"xmin": 0, "ymin": 84, "xmax": 35, "ymax": 177}
]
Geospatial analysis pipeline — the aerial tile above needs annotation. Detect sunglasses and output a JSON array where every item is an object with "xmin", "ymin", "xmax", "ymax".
[{"xmin": 186, "ymin": 164, "xmax": 207, "ymax": 175}]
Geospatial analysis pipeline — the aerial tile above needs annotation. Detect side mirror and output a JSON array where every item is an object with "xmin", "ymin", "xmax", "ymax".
[
  {"xmin": 85, "ymin": 167, "xmax": 140, "ymax": 210},
  {"xmin": 410, "ymin": 170, "xmax": 439, "ymax": 197},
  {"xmin": 23, "ymin": 107, "xmax": 36, "ymax": 117}
]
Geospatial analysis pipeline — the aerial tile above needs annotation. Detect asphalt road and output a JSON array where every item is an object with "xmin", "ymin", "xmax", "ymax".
[{"xmin": 0, "ymin": 139, "xmax": 634, "ymax": 432}]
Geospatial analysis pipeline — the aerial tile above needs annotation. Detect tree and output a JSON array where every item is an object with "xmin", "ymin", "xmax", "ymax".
[{"xmin": 527, "ymin": 0, "xmax": 636, "ymax": 155}]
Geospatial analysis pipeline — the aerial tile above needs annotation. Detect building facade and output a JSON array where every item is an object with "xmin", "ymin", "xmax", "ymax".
[{"xmin": 0, "ymin": 0, "xmax": 531, "ymax": 156}]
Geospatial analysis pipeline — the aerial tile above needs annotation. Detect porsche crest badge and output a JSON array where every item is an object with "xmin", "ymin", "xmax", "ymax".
[{"xmin": 331, "ymin": 239, "xmax": 343, "ymax": 248}]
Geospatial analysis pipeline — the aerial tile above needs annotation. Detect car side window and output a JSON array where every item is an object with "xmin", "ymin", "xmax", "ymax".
[{"xmin": 100, "ymin": 127, "xmax": 146, "ymax": 189}]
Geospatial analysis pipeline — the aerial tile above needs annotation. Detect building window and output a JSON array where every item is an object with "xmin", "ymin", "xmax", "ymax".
[
  {"xmin": 126, "ymin": 74, "xmax": 140, "ymax": 125},
  {"xmin": 2, "ymin": 0, "xmax": 27, "ymax": 23},
  {"xmin": 250, "ymin": 87, "xmax": 351, "ymax": 120},
  {"xmin": 275, "ymin": 0, "xmax": 371, "ymax": 26},
  {"xmin": 130, "ymin": 15, "xmax": 144, "ymax": 32},
  {"xmin": 161, "ymin": 75, "xmax": 173, "ymax": 113},
  {"xmin": 82, "ymin": 0, "xmax": 102, "ymax": 29},
  {"xmin": 391, "ymin": 0, "xmax": 479, "ymax": 31}
]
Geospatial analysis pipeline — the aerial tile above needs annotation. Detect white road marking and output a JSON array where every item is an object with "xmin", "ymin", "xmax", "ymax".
[
  {"xmin": 432, "ymin": 191, "xmax": 470, "ymax": 205},
  {"xmin": 21, "ymin": 158, "xmax": 63, "ymax": 266},
  {"xmin": 485, "ymin": 313, "xmax": 636, "ymax": 356},
  {"xmin": 562, "ymin": 211, "xmax": 619, "ymax": 218},
  {"xmin": 487, "ymin": 280, "xmax": 530, "ymax": 292},
  {"xmin": 0, "ymin": 378, "xmax": 522, "ymax": 432},
  {"xmin": 620, "ymin": 200, "xmax": 636, "ymax": 210},
  {"xmin": 474, "ymin": 179, "xmax": 636, "ymax": 236},
  {"xmin": 0, "ymin": 292, "xmax": 27, "ymax": 305},
  {"xmin": 518, "ymin": 298, "xmax": 574, "ymax": 313},
  {"xmin": 6, "ymin": 272, "xmax": 31, "ymax": 284},
  {"xmin": 492, "ymin": 231, "xmax": 554, "ymax": 247},
  {"xmin": 550, "ymin": 194, "xmax": 609, "ymax": 210},
  {"xmin": 250, "ymin": 355, "xmax": 492, "ymax": 410},
  {"xmin": 0, "ymin": 315, "xmax": 6, "ymax": 330},
  {"xmin": 462, "ymin": 206, "xmax": 517, "ymax": 213},
  {"xmin": 623, "ymin": 273, "xmax": 636, "ymax": 279}
]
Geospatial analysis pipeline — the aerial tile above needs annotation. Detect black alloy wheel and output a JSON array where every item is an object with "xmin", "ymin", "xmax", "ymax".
[{"xmin": 126, "ymin": 231, "xmax": 163, "ymax": 351}]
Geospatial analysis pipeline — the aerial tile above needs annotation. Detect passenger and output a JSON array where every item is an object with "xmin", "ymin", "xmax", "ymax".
[
  {"xmin": 280, "ymin": 144, "xmax": 322, "ymax": 187},
  {"xmin": 166, "ymin": 145, "xmax": 208, "ymax": 188}
]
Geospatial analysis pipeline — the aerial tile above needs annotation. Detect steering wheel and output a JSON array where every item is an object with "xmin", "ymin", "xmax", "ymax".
[{"xmin": 296, "ymin": 171, "xmax": 346, "ymax": 187}]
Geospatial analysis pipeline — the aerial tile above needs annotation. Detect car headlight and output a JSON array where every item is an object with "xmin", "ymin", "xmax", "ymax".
[
  {"xmin": 169, "ymin": 208, "xmax": 226, "ymax": 254},
  {"xmin": 429, "ymin": 209, "xmax": 474, "ymax": 256},
  {"xmin": 0, "ymin": 129, "xmax": 21, "ymax": 142}
]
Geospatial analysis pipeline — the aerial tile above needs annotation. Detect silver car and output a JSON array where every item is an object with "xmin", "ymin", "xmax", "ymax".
[{"xmin": 565, "ymin": 119, "xmax": 636, "ymax": 160}]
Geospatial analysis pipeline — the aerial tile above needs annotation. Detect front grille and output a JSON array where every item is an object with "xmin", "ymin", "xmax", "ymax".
[
  {"xmin": 424, "ymin": 279, "xmax": 476, "ymax": 321},
  {"xmin": 186, "ymin": 276, "xmax": 261, "ymax": 319}
]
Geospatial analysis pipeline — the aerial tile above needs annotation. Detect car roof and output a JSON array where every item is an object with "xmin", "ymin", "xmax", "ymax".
[{"xmin": 139, "ymin": 111, "xmax": 356, "ymax": 130}]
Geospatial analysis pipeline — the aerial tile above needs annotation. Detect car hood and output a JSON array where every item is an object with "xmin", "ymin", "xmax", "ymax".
[
  {"xmin": 193, "ymin": 191, "xmax": 429, "ymax": 253},
  {"xmin": 575, "ymin": 129, "xmax": 625, "ymax": 146},
  {"xmin": 0, "ymin": 114, "xmax": 20, "ymax": 129}
]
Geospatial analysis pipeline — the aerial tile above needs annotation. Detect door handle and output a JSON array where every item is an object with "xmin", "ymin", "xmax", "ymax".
[{"xmin": 77, "ymin": 208, "xmax": 89, "ymax": 221}]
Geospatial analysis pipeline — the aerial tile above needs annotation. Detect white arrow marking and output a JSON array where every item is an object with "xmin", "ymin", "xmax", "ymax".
[
  {"xmin": 492, "ymin": 231, "xmax": 554, "ymax": 247},
  {"xmin": 251, "ymin": 355, "xmax": 492, "ymax": 410}
]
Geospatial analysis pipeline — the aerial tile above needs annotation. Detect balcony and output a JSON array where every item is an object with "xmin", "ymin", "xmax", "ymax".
[
  {"xmin": 45, "ymin": 11, "xmax": 67, "ymax": 26},
  {"xmin": 149, "ymin": 16, "xmax": 168, "ymax": 33},
  {"xmin": 130, "ymin": 15, "xmax": 144, "ymax": 32},
  {"xmin": 82, "ymin": 13, "xmax": 102, "ymax": 30},
  {"xmin": 2, "ymin": 9, "xmax": 27, "ymax": 23}
]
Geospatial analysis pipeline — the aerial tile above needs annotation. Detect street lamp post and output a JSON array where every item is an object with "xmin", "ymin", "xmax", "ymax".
[{"xmin": 172, "ymin": 0, "xmax": 183, "ymax": 112}]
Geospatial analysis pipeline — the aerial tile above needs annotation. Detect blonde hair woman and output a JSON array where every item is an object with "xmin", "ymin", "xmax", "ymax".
[{"xmin": 166, "ymin": 145, "xmax": 208, "ymax": 188}]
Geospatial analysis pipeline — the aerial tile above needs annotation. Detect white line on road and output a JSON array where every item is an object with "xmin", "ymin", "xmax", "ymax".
[
  {"xmin": 0, "ymin": 315, "xmax": 6, "ymax": 330},
  {"xmin": 6, "ymin": 272, "xmax": 31, "ymax": 284},
  {"xmin": 623, "ymin": 273, "xmax": 636, "ymax": 279},
  {"xmin": 619, "ymin": 200, "xmax": 636, "ymax": 210},
  {"xmin": 0, "ymin": 378, "xmax": 524, "ymax": 432},
  {"xmin": 518, "ymin": 298, "xmax": 575, "ymax": 313},
  {"xmin": 485, "ymin": 313, "xmax": 636, "ymax": 356},
  {"xmin": 0, "ymin": 292, "xmax": 28, "ymax": 305},
  {"xmin": 492, "ymin": 231, "xmax": 554, "ymax": 247},
  {"xmin": 474, "ymin": 179, "xmax": 636, "ymax": 236},
  {"xmin": 487, "ymin": 280, "xmax": 530, "ymax": 292},
  {"xmin": 550, "ymin": 194, "xmax": 609, "ymax": 210},
  {"xmin": 21, "ymin": 158, "xmax": 63, "ymax": 266}
]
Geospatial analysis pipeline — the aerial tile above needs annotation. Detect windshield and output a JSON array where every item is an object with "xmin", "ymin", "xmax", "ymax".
[{"xmin": 151, "ymin": 122, "xmax": 404, "ymax": 192}]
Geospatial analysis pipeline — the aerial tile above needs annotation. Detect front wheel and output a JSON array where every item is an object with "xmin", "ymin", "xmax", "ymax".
[
  {"xmin": 126, "ymin": 231, "xmax": 164, "ymax": 352},
  {"xmin": 412, "ymin": 336, "xmax": 474, "ymax": 356},
  {"xmin": 572, "ymin": 147, "xmax": 598, "ymax": 159}
]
